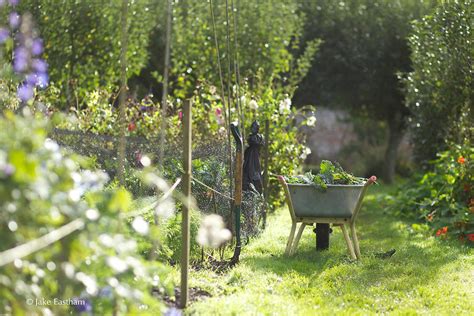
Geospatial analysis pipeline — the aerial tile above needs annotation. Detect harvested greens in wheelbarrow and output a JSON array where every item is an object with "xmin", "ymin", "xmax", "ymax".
[{"xmin": 285, "ymin": 160, "xmax": 366, "ymax": 191}]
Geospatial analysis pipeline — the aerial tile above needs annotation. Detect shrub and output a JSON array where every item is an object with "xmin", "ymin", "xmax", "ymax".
[
  {"xmin": 405, "ymin": 0, "xmax": 473, "ymax": 164},
  {"xmin": 388, "ymin": 144, "xmax": 473, "ymax": 242},
  {"xmin": 0, "ymin": 112, "xmax": 172, "ymax": 314}
]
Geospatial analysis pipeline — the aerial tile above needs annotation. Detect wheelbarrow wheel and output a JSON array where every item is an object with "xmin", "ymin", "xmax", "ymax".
[{"xmin": 315, "ymin": 223, "xmax": 330, "ymax": 250}]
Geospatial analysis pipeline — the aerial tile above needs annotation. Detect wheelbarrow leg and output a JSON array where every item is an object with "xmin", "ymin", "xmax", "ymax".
[
  {"xmin": 350, "ymin": 222, "xmax": 361, "ymax": 259},
  {"xmin": 340, "ymin": 224, "xmax": 356, "ymax": 260},
  {"xmin": 290, "ymin": 223, "xmax": 307, "ymax": 255},
  {"xmin": 285, "ymin": 222, "xmax": 297, "ymax": 256}
]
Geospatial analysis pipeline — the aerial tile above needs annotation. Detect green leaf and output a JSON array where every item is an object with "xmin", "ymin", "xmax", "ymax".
[{"xmin": 109, "ymin": 187, "xmax": 132, "ymax": 213}]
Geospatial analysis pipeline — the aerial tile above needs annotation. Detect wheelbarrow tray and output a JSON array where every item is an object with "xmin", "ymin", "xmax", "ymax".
[{"xmin": 287, "ymin": 184, "xmax": 365, "ymax": 218}]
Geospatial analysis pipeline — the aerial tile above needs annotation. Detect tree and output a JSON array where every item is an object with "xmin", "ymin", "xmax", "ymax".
[
  {"xmin": 296, "ymin": 0, "xmax": 436, "ymax": 182},
  {"xmin": 405, "ymin": 0, "xmax": 473, "ymax": 164},
  {"xmin": 21, "ymin": 0, "xmax": 157, "ymax": 107}
]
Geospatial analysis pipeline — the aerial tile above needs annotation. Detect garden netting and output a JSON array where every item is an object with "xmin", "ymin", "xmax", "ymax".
[{"xmin": 49, "ymin": 128, "xmax": 265, "ymax": 243}]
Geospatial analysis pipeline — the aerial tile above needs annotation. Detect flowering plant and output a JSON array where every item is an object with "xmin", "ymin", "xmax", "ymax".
[
  {"xmin": 388, "ymin": 143, "xmax": 473, "ymax": 242},
  {"xmin": 0, "ymin": 0, "xmax": 49, "ymax": 108},
  {"xmin": 0, "ymin": 112, "xmax": 175, "ymax": 314}
]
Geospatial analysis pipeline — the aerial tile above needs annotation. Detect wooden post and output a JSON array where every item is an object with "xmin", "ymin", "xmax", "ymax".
[
  {"xmin": 262, "ymin": 119, "xmax": 270, "ymax": 227},
  {"xmin": 230, "ymin": 124, "xmax": 243, "ymax": 265},
  {"xmin": 180, "ymin": 99, "xmax": 192, "ymax": 308}
]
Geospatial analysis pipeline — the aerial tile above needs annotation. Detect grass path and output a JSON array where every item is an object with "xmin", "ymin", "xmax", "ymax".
[{"xmin": 185, "ymin": 185, "xmax": 473, "ymax": 315}]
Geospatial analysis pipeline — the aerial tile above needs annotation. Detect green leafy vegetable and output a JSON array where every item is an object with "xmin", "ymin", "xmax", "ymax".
[{"xmin": 285, "ymin": 160, "xmax": 366, "ymax": 191}]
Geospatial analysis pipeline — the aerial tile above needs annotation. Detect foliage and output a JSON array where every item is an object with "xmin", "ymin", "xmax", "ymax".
[
  {"xmin": 405, "ymin": 0, "xmax": 473, "ymax": 164},
  {"xmin": 168, "ymin": 0, "xmax": 319, "ymax": 97},
  {"xmin": 296, "ymin": 0, "xmax": 436, "ymax": 182},
  {"xmin": 387, "ymin": 144, "xmax": 473, "ymax": 241},
  {"xmin": 57, "ymin": 81, "xmax": 316, "ymax": 210},
  {"xmin": 0, "ymin": 112, "xmax": 173, "ymax": 314},
  {"xmin": 286, "ymin": 160, "xmax": 366, "ymax": 191},
  {"xmin": 21, "ymin": 0, "xmax": 157, "ymax": 106}
]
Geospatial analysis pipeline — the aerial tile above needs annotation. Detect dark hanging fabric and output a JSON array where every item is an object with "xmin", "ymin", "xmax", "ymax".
[{"xmin": 243, "ymin": 121, "xmax": 264, "ymax": 193}]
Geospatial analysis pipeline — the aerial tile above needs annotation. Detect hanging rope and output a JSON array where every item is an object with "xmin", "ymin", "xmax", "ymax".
[
  {"xmin": 117, "ymin": 0, "xmax": 129, "ymax": 186},
  {"xmin": 158, "ymin": 0, "xmax": 173, "ymax": 165},
  {"xmin": 224, "ymin": 0, "xmax": 236, "ymax": 201},
  {"xmin": 209, "ymin": 0, "xmax": 229, "ymax": 132},
  {"xmin": 210, "ymin": 0, "xmax": 234, "ymax": 201}
]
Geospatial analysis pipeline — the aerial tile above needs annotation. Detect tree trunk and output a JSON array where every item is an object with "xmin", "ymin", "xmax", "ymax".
[{"xmin": 384, "ymin": 113, "xmax": 405, "ymax": 184}]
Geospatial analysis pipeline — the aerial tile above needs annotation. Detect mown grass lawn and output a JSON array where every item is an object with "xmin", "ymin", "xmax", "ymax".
[{"xmin": 184, "ymin": 185, "xmax": 473, "ymax": 315}]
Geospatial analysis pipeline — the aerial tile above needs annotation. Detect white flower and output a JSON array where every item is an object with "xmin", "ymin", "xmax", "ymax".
[
  {"xmin": 209, "ymin": 85, "xmax": 217, "ymax": 94},
  {"xmin": 249, "ymin": 99, "xmax": 258, "ymax": 110},
  {"xmin": 140, "ymin": 155, "xmax": 151, "ymax": 167},
  {"xmin": 300, "ymin": 147, "xmax": 312, "ymax": 160},
  {"xmin": 155, "ymin": 198, "xmax": 175, "ymax": 220},
  {"xmin": 218, "ymin": 126, "xmax": 226, "ymax": 136},
  {"xmin": 44, "ymin": 138, "xmax": 59, "ymax": 152},
  {"xmin": 62, "ymin": 263, "xmax": 75, "ymax": 278},
  {"xmin": 306, "ymin": 116, "xmax": 317, "ymax": 127},
  {"xmin": 197, "ymin": 214, "xmax": 232, "ymax": 248},
  {"xmin": 75, "ymin": 272, "xmax": 98, "ymax": 295},
  {"xmin": 279, "ymin": 98, "xmax": 292, "ymax": 114},
  {"xmin": 99, "ymin": 234, "xmax": 114, "ymax": 247},
  {"xmin": 132, "ymin": 216, "xmax": 149, "ymax": 235},
  {"xmin": 85, "ymin": 209, "xmax": 100, "ymax": 221},
  {"xmin": 106, "ymin": 256, "xmax": 128, "ymax": 273},
  {"xmin": 240, "ymin": 95, "xmax": 247, "ymax": 105},
  {"xmin": 144, "ymin": 173, "xmax": 169, "ymax": 192}
]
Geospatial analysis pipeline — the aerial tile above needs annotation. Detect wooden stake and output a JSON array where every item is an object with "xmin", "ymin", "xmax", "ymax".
[
  {"xmin": 117, "ymin": 0, "xmax": 129, "ymax": 186},
  {"xmin": 262, "ymin": 119, "xmax": 270, "ymax": 227},
  {"xmin": 180, "ymin": 99, "xmax": 192, "ymax": 308},
  {"xmin": 230, "ymin": 124, "xmax": 243, "ymax": 264}
]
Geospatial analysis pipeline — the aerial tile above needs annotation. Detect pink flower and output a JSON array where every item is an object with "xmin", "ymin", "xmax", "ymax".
[
  {"xmin": 215, "ymin": 108, "xmax": 222, "ymax": 116},
  {"xmin": 178, "ymin": 111, "xmax": 183, "ymax": 121}
]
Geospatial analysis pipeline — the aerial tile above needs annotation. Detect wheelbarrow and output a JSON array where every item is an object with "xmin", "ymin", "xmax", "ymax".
[{"xmin": 278, "ymin": 175, "xmax": 377, "ymax": 260}]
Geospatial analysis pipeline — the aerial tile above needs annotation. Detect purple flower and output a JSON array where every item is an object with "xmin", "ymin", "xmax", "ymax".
[
  {"xmin": 17, "ymin": 84, "xmax": 34, "ymax": 102},
  {"xmin": 32, "ymin": 38, "xmax": 43, "ymax": 55},
  {"xmin": 26, "ymin": 73, "xmax": 38, "ymax": 85},
  {"xmin": 2, "ymin": 164, "xmax": 15, "ymax": 176},
  {"xmin": 32, "ymin": 59, "xmax": 47, "ymax": 72},
  {"xmin": 37, "ymin": 72, "xmax": 48, "ymax": 88},
  {"xmin": 0, "ymin": 28, "xmax": 9, "ymax": 43},
  {"xmin": 13, "ymin": 47, "xmax": 29, "ymax": 72},
  {"xmin": 73, "ymin": 297, "xmax": 92, "ymax": 313},
  {"xmin": 99, "ymin": 286, "xmax": 113, "ymax": 299},
  {"xmin": 9, "ymin": 12, "xmax": 20, "ymax": 29},
  {"xmin": 164, "ymin": 308, "xmax": 182, "ymax": 316}
]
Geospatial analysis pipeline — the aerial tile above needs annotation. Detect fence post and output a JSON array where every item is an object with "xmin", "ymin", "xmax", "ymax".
[
  {"xmin": 262, "ymin": 119, "xmax": 270, "ymax": 227},
  {"xmin": 180, "ymin": 99, "xmax": 192, "ymax": 308}
]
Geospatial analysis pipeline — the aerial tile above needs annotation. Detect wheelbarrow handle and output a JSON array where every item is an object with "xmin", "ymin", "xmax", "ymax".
[{"xmin": 366, "ymin": 175, "xmax": 377, "ymax": 186}]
